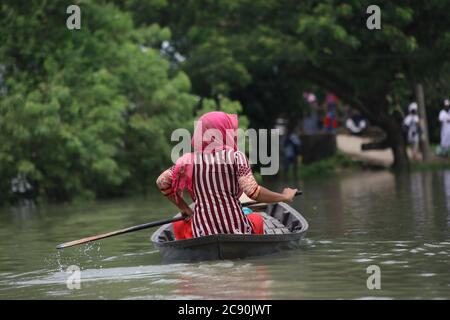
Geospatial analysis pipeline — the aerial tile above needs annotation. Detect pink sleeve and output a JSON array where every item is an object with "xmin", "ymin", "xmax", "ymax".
[{"xmin": 234, "ymin": 151, "xmax": 261, "ymax": 200}]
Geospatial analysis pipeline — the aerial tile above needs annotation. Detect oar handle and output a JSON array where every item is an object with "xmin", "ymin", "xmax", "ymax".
[{"xmin": 56, "ymin": 216, "xmax": 185, "ymax": 249}]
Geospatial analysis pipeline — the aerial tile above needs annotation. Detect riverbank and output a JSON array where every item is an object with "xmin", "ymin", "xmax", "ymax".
[
  {"xmin": 335, "ymin": 133, "xmax": 450, "ymax": 173},
  {"xmin": 411, "ymin": 158, "xmax": 450, "ymax": 171},
  {"xmin": 293, "ymin": 150, "xmax": 450, "ymax": 180},
  {"xmin": 298, "ymin": 153, "xmax": 362, "ymax": 178},
  {"xmin": 336, "ymin": 134, "xmax": 393, "ymax": 168}
]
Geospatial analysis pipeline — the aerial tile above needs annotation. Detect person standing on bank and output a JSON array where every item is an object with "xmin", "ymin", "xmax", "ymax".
[
  {"xmin": 438, "ymin": 99, "xmax": 450, "ymax": 157},
  {"xmin": 156, "ymin": 111, "xmax": 298, "ymax": 240},
  {"xmin": 403, "ymin": 102, "xmax": 421, "ymax": 161},
  {"xmin": 323, "ymin": 91, "xmax": 339, "ymax": 133}
]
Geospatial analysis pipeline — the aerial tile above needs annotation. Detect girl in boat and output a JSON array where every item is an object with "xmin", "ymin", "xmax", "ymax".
[{"xmin": 156, "ymin": 111, "xmax": 298, "ymax": 239}]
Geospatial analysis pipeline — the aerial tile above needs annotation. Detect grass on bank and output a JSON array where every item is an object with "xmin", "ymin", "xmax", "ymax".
[
  {"xmin": 296, "ymin": 150, "xmax": 450, "ymax": 179},
  {"xmin": 410, "ymin": 159, "xmax": 450, "ymax": 171},
  {"xmin": 298, "ymin": 153, "xmax": 360, "ymax": 178}
]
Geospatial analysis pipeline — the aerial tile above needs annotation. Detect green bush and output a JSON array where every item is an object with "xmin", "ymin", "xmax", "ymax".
[{"xmin": 299, "ymin": 153, "xmax": 357, "ymax": 178}]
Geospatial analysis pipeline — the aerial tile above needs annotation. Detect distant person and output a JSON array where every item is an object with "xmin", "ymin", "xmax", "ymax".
[
  {"xmin": 283, "ymin": 128, "xmax": 301, "ymax": 178},
  {"xmin": 403, "ymin": 102, "xmax": 421, "ymax": 161},
  {"xmin": 11, "ymin": 173, "xmax": 34, "ymax": 203},
  {"xmin": 437, "ymin": 99, "xmax": 450, "ymax": 157},
  {"xmin": 345, "ymin": 109, "xmax": 367, "ymax": 136},
  {"xmin": 302, "ymin": 92, "xmax": 319, "ymax": 134},
  {"xmin": 323, "ymin": 92, "xmax": 338, "ymax": 133}
]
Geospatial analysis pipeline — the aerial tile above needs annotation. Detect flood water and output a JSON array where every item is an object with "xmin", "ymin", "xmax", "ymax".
[{"xmin": 0, "ymin": 170, "xmax": 449, "ymax": 299}]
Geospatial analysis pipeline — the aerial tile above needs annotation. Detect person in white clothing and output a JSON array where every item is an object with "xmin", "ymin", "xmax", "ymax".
[
  {"xmin": 438, "ymin": 99, "xmax": 450, "ymax": 157},
  {"xmin": 346, "ymin": 108, "xmax": 367, "ymax": 136},
  {"xmin": 403, "ymin": 102, "xmax": 421, "ymax": 161}
]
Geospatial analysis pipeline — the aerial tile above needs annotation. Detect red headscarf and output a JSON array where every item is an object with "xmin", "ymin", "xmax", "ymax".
[{"xmin": 172, "ymin": 112, "xmax": 238, "ymax": 202}]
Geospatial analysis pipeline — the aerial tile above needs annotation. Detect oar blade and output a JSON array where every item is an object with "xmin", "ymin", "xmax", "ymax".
[
  {"xmin": 56, "ymin": 241, "xmax": 82, "ymax": 249},
  {"xmin": 55, "ymin": 228, "xmax": 132, "ymax": 249},
  {"xmin": 56, "ymin": 235, "xmax": 106, "ymax": 249}
]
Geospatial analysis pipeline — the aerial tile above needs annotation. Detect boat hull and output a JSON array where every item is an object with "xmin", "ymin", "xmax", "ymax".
[{"xmin": 151, "ymin": 202, "xmax": 308, "ymax": 262}]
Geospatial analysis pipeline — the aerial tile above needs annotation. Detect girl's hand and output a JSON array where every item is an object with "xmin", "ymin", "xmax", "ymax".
[
  {"xmin": 282, "ymin": 188, "xmax": 298, "ymax": 202},
  {"xmin": 181, "ymin": 208, "xmax": 194, "ymax": 219}
]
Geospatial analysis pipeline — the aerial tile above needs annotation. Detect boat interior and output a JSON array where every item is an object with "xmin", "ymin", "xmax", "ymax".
[{"xmin": 155, "ymin": 202, "xmax": 306, "ymax": 243}]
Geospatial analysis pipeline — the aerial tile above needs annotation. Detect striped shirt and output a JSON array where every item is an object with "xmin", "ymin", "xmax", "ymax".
[{"xmin": 156, "ymin": 150, "xmax": 261, "ymax": 237}]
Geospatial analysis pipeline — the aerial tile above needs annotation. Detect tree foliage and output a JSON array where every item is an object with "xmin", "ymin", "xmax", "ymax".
[
  {"xmin": 149, "ymin": 0, "xmax": 450, "ymax": 167},
  {"xmin": 0, "ymin": 1, "xmax": 241, "ymax": 203}
]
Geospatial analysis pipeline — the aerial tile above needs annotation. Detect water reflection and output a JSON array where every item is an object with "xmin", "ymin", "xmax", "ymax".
[
  {"xmin": 173, "ymin": 263, "xmax": 272, "ymax": 299},
  {"xmin": 339, "ymin": 171, "xmax": 396, "ymax": 232},
  {"xmin": 443, "ymin": 171, "xmax": 450, "ymax": 227},
  {"xmin": 407, "ymin": 171, "xmax": 436, "ymax": 229}
]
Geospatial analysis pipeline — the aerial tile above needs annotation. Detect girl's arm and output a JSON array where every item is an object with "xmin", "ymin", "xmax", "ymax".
[
  {"xmin": 235, "ymin": 151, "xmax": 298, "ymax": 203},
  {"xmin": 156, "ymin": 169, "xmax": 193, "ymax": 218},
  {"xmin": 255, "ymin": 186, "xmax": 298, "ymax": 203},
  {"xmin": 165, "ymin": 194, "xmax": 193, "ymax": 218}
]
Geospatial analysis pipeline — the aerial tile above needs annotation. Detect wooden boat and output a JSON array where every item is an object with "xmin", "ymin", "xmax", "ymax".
[{"xmin": 151, "ymin": 202, "xmax": 309, "ymax": 262}]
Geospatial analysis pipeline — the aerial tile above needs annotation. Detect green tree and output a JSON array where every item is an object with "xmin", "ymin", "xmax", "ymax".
[
  {"xmin": 145, "ymin": 0, "xmax": 450, "ymax": 168},
  {"xmin": 0, "ymin": 0, "xmax": 198, "ymax": 203}
]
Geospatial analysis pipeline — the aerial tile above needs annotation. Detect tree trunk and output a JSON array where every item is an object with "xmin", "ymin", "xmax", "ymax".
[
  {"xmin": 415, "ymin": 83, "xmax": 431, "ymax": 162},
  {"xmin": 383, "ymin": 118, "xmax": 410, "ymax": 170}
]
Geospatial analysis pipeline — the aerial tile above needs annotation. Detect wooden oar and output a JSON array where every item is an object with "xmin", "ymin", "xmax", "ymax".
[{"xmin": 56, "ymin": 216, "xmax": 185, "ymax": 249}]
